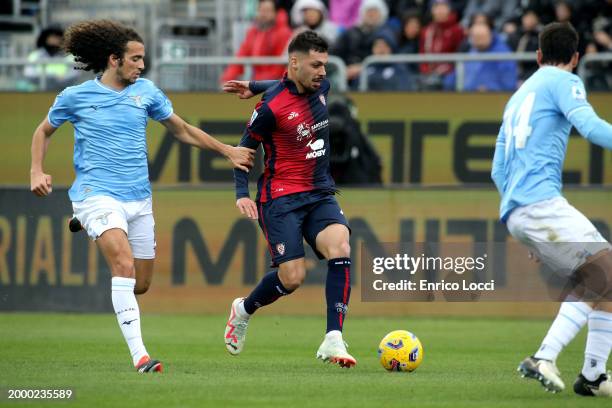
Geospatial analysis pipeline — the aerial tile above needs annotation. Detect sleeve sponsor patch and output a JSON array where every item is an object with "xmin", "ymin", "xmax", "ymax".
[{"xmin": 571, "ymin": 85, "xmax": 586, "ymax": 101}]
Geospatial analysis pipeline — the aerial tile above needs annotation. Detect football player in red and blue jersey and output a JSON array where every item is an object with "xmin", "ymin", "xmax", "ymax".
[{"xmin": 223, "ymin": 31, "xmax": 356, "ymax": 368}]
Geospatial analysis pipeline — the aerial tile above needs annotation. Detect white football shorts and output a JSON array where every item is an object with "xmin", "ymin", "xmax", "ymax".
[
  {"xmin": 507, "ymin": 196, "xmax": 610, "ymax": 274},
  {"xmin": 72, "ymin": 195, "xmax": 156, "ymax": 259}
]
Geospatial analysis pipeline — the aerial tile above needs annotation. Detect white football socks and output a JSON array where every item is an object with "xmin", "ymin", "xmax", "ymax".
[
  {"xmin": 111, "ymin": 277, "xmax": 149, "ymax": 366},
  {"xmin": 582, "ymin": 310, "xmax": 612, "ymax": 381},
  {"xmin": 534, "ymin": 301, "xmax": 591, "ymax": 362}
]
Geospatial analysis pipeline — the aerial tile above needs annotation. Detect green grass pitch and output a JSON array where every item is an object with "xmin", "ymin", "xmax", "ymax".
[{"xmin": 0, "ymin": 313, "xmax": 609, "ymax": 407}]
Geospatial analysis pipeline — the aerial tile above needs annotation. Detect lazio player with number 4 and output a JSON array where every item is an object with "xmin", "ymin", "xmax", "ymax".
[
  {"xmin": 492, "ymin": 22, "xmax": 612, "ymax": 397},
  {"xmin": 222, "ymin": 31, "xmax": 356, "ymax": 368}
]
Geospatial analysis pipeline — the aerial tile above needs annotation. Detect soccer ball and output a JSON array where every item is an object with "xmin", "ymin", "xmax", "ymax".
[{"xmin": 378, "ymin": 330, "xmax": 423, "ymax": 372}]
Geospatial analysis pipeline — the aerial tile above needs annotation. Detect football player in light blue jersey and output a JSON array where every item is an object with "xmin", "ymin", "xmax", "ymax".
[
  {"xmin": 29, "ymin": 20, "xmax": 255, "ymax": 373},
  {"xmin": 492, "ymin": 23, "xmax": 612, "ymax": 396}
]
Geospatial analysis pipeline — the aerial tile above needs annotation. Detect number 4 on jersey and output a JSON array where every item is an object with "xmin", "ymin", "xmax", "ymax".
[{"xmin": 504, "ymin": 91, "xmax": 536, "ymax": 155}]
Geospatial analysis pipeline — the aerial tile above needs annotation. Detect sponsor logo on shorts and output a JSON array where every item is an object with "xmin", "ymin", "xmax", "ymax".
[{"xmin": 95, "ymin": 211, "xmax": 112, "ymax": 226}]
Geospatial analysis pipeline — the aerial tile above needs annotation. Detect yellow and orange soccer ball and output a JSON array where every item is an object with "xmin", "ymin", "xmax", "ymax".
[{"xmin": 378, "ymin": 330, "xmax": 424, "ymax": 372}]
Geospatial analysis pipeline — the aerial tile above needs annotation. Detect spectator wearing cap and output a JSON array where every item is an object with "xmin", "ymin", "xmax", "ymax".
[
  {"xmin": 419, "ymin": 0, "xmax": 464, "ymax": 88},
  {"xmin": 23, "ymin": 26, "xmax": 79, "ymax": 91},
  {"xmin": 291, "ymin": 0, "xmax": 340, "ymax": 46},
  {"xmin": 366, "ymin": 28, "xmax": 416, "ymax": 91},
  {"xmin": 459, "ymin": 23, "xmax": 517, "ymax": 91},
  {"xmin": 331, "ymin": 0, "xmax": 390, "ymax": 88},
  {"xmin": 221, "ymin": 0, "xmax": 292, "ymax": 83}
]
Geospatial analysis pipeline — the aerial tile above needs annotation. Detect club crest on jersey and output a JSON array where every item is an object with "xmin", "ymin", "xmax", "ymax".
[
  {"xmin": 129, "ymin": 95, "xmax": 143, "ymax": 107},
  {"xmin": 276, "ymin": 242, "xmax": 286, "ymax": 255},
  {"xmin": 319, "ymin": 95, "xmax": 326, "ymax": 106},
  {"xmin": 287, "ymin": 111, "xmax": 299, "ymax": 120},
  {"xmin": 296, "ymin": 122, "xmax": 312, "ymax": 141}
]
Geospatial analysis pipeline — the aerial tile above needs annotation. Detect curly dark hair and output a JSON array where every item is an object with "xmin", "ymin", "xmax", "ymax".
[{"xmin": 63, "ymin": 19, "xmax": 143, "ymax": 73}]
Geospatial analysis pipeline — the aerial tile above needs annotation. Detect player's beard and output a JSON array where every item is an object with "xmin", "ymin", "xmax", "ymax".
[
  {"xmin": 304, "ymin": 76, "xmax": 324, "ymax": 93},
  {"xmin": 117, "ymin": 62, "xmax": 139, "ymax": 85}
]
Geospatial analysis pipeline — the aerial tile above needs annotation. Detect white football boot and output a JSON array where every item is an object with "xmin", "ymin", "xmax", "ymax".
[
  {"xmin": 224, "ymin": 298, "xmax": 250, "ymax": 355},
  {"xmin": 316, "ymin": 330, "xmax": 357, "ymax": 368},
  {"xmin": 517, "ymin": 356, "xmax": 565, "ymax": 392}
]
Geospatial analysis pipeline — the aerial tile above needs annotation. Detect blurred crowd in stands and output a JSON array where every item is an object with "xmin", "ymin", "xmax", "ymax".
[
  {"xmin": 3, "ymin": 0, "xmax": 611, "ymax": 91},
  {"xmin": 223, "ymin": 0, "xmax": 612, "ymax": 91}
]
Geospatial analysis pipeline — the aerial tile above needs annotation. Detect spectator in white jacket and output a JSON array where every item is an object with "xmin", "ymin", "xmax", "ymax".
[{"xmin": 291, "ymin": 0, "xmax": 340, "ymax": 47}]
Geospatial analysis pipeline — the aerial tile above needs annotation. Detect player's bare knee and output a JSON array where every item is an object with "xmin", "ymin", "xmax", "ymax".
[
  {"xmin": 111, "ymin": 258, "xmax": 136, "ymax": 278},
  {"xmin": 279, "ymin": 266, "xmax": 305, "ymax": 291},
  {"xmin": 577, "ymin": 249, "xmax": 612, "ymax": 302},
  {"xmin": 327, "ymin": 241, "xmax": 350, "ymax": 259},
  {"xmin": 134, "ymin": 281, "xmax": 151, "ymax": 295}
]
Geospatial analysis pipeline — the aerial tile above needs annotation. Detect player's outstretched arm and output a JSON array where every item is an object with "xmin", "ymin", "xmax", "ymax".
[
  {"xmin": 557, "ymin": 79, "xmax": 612, "ymax": 150},
  {"xmin": 222, "ymin": 80, "xmax": 254, "ymax": 99},
  {"xmin": 222, "ymin": 80, "xmax": 279, "ymax": 99},
  {"xmin": 30, "ymin": 118, "xmax": 57, "ymax": 196},
  {"xmin": 161, "ymin": 113, "xmax": 255, "ymax": 171}
]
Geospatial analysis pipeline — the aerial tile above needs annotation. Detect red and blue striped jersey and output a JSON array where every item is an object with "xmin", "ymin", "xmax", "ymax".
[{"xmin": 234, "ymin": 75, "xmax": 335, "ymax": 203}]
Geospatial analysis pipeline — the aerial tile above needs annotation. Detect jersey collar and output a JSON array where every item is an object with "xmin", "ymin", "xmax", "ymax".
[
  {"xmin": 282, "ymin": 73, "xmax": 302, "ymax": 95},
  {"xmin": 94, "ymin": 76, "xmax": 132, "ymax": 94}
]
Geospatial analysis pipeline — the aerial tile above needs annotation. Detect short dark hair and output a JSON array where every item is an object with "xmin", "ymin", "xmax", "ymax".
[
  {"xmin": 63, "ymin": 19, "xmax": 143, "ymax": 73},
  {"xmin": 539, "ymin": 22, "xmax": 578, "ymax": 65},
  {"xmin": 288, "ymin": 30, "xmax": 328, "ymax": 54}
]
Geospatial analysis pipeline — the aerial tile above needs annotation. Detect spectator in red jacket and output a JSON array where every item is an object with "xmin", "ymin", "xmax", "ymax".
[
  {"xmin": 419, "ymin": 0, "xmax": 464, "ymax": 89},
  {"xmin": 221, "ymin": 0, "xmax": 292, "ymax": 83}
]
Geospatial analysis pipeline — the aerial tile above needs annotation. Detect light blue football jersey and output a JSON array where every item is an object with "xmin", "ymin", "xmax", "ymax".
[
  {"xmin": 491, "ymin": 66, "xmax": 592, "ymax": 222},
  {"xmin": 48, "ymin": 77, "xmax": 173, "ymax": 202}
]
